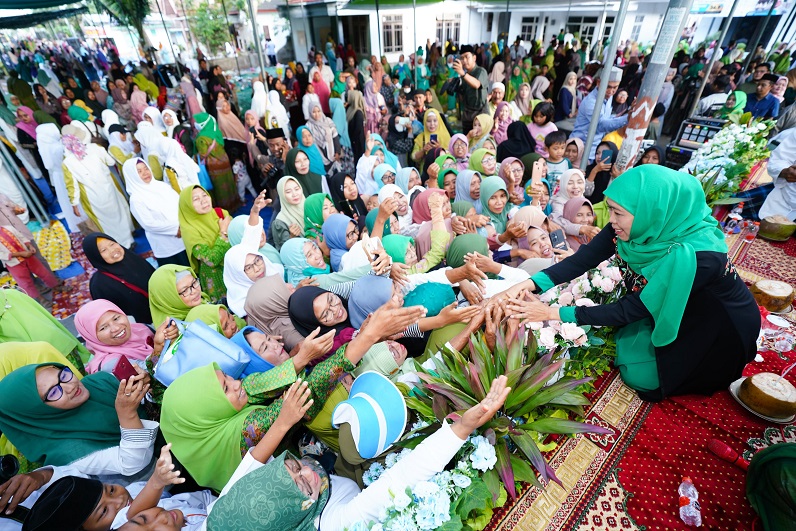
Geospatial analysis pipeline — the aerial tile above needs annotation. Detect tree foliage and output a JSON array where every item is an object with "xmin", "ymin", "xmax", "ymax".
[
  {"xmin": 97, "ymin": 0, "xmax": 151, "ymax": 50},
  {"xmin": 186, "ymin": 0, "xmax": 231, "ymax": 55}
]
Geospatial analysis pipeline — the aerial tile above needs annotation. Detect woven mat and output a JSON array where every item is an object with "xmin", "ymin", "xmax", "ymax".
[
  {"xmin": 486, "ymin": 371, "xmax": 651, "ymax": 531},
  {"xmin": 727, "ymin": 229, "xmax": 796, "ymax": 287}
]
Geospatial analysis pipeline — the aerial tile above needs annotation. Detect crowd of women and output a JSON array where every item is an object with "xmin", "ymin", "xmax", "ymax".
[{"xmin": 0, "ymin": 35, "xmax": 766, "ymax": 531}]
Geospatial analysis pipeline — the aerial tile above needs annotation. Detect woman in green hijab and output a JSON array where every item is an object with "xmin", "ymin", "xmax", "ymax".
[
  {"xmin": 469, "ymin": 148, "xmax": 498, "ymax": 177},
  {"xmin": 304, "ymin": 193, "xmax": 337, "ymax": 238},
  {"xmin": 148, "ymin": 264, "xmax": 211, "ymax": 327},
  {"xmin": 193, "ymin": 113, "xmax": 240, "ymax": 212},
  {"xmin": 286, "ymin": 147, "xmax": 325, "ymax": 196},
  {"xmin": 480, "ymin": 175, "xmax": 510, "ymax": 236},
  {"xmin": 506, "ymin": 165, "xmax": 759, "ymax": 402},
  {"xmin": 714, "ymin": 90, "xmax": 747, "ymax": 120},
  {"xmin": 177, "ymin": 185, "xmax": 231, "ymax": 301}
]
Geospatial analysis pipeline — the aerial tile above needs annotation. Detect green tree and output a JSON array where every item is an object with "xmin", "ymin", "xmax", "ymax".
[
  {"xmin": 187, "ymin": 0, "xmax": 230, "ymax": 55},
  {"xmin": 97, "ymin": 0, "xmax": 151, "ymax": 52}
]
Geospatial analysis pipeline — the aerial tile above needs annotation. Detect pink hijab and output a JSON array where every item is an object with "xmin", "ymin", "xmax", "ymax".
[
  {"xmin": 130, "ymin": 88, "xmax": 149, "ymax": 124},
  {"xmin": 15, "ymin": 106, "xmax": 38, "ymax": 140},
  {"xmin": 311, "ymin": 71, "xmax": 331, "ymax": 113},
  {"xmin": 448, "ymin": 133, "xmax": 470, "ymax": 170},
  {"xmin": 75, "ymin": 299, "xmax": 155, "ymax": 373},
  {"xmin": 492, "ymin": 102, "xmax": 513, "ymax": 145},
  {"xmin": 562, "ymin": 196, "xmax": 594, "ymax": 251}
]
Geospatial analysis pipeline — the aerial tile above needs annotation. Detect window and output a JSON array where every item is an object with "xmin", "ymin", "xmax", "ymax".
[
  {"xmin": 520, "ymin": 17, "xmax": 538, "ymax": 42},
  {"xmin": 487, "ymin": 13, "xmax": 493, "ymax": 32},
  {"xmin": 382, "ymin": 15, "xmax": 403, "ymax": 54},
  {"xmin": 436, "ymin": 14, "xmax": 461, "ymax": 45},
  {"xmin": 630, "ymin": 15, "xmax": 644, "ymax": 42}
]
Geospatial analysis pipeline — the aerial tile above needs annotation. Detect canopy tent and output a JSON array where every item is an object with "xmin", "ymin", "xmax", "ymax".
[
  {"xmin": 0, "ymin": 0, "xmax": 77, "ymax": 7},
  {"xmin": 0, "ymin": 6, "xmax": 88, "ymax": 29}
]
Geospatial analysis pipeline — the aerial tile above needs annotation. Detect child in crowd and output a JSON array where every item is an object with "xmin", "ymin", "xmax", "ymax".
[
  {"xmin": 0, "ymin": 224, "xmax": 60, "ymax": 306},
  {"xmin": 544, "ymin": 131, "xmax": 572, "ymax": 189},
  {"xmin": 602, "ymin": 124, "xmax": 626, "ymax": 150},
  {"xmin": 527, "ymin": 102, "xmax": 557, "ymax": 158},
  {"xmin": 231, "ymin": 158, "xmax": 258, "ymax": 203}
]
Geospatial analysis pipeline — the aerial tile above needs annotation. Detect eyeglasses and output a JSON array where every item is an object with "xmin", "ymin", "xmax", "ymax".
[
  {"xmin": 381, "ymin": 172, "xmax": 396, "ymax": 184},
  {"xmin": 44, "ymin": 367, "xmax": 74, "ymax": 402},
  {"xmin": 346, "ymin": 227, "xmax": 360, "ymax": 240},
  {"xmin": 510, "ymin": 167, "xmax": 524, "ymax": 175},
  {"xmin": 318, "ymin": 293, "xmax": 341, "ymax": 324},
  {"xmin": 243, "ymin": 255, "xmax": 264, "ymax": 274},
  {"xmin": 178, "ymin": 278, "xmax": 200, "ymax": 298},
  {"xmin": 482, "ymin": 156, "xmax": 496, "ymax": 164}
]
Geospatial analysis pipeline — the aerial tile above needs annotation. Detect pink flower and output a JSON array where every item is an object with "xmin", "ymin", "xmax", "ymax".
[
  {"xmin": 571, "ymin": 278, "xmax": 591, "ymax": 298},
  {"xmin": 598, "ymin": 277, "xmax": 616, "ymax": 292},
  {"xmin": 597, "ymin": 260, "xmax": 610, "ymax": 271},
  {"xmin": 560, "ymin": 322, "xmax": 587, "ymax": 343},
  {"xmin": 548, "ymin": 320, "xmax": 562, "ymax": 332},
  {"xmin": 538, "ymin": 327, "xmax": 557, "ymax": 350},
  {"xmin": 605, "ymin": 267, "xmax": 623, "ymax": 282},
  {"xmin": 558, "ymin": 292, "xmax": 575, "ymax": 306},
  {"xmin": 539, "ymin": 290, "xmax": 555, "ymax": 304},
  {"xmin": 573, "ymin": 334, "xmax": 588, "ymax": 346},
  {"xmin": 575, "ymin": 298, "xmax": 596, "ymax": 307},
  {"xmin": 527, "ymin": 321, "xmax": 544, "ymax": 331}
]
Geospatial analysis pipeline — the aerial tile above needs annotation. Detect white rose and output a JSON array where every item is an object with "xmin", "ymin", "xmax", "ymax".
[
  {"xmin": 559, "ymin": 322, "xmax": 586, "ymax": 343},
  {"xmin": 528, "ymin": 321, "xmax": 544, "ymax": 330},
  {"xmin": 538, "ymin": 327, "xmax": 557, "ymax": 349},
  {"xmin": 575, "ymin": 297, "xmax": 596, "ymax": 307},
  {"xmin": 558, "ymin": 291, "xmax": 575, "ymax": 306}
]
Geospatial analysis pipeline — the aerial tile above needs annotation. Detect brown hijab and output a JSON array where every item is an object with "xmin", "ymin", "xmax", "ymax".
[
  {"xmin": 215, "ymin": 101, "xmax": 249, "ymax": 143},
  {"xmin": 244, "ymin": 276, "xmax": 304, "ymax": 351}
]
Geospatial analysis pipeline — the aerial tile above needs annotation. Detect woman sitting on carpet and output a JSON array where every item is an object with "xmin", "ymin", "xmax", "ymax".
[{"xmin": 506, "ymin": 165, "xmax": 760, "ymax": 402}]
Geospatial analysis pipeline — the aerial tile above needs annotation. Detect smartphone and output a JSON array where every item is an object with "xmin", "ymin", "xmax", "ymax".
[
  {"xmin": 430, "ymin": 134, "xmax": 438, "ymax": 143},
  {"xmin": 111, "ymin": 355, "xmax": 138, "ymax": 382},
  {"xmin": 249, "ymin": 126, "xmax": 256, "ymax": 134},
  {"xmin": 601, "ymin": 149, "xmax": 613, "ymax": 164},
  {"xmin": 531, "ymin": 159, "xmax": 544, "ymax": 188},
  {"xmin": 549, "ymin": 229, "xmax": 569, "ymax": 251}
]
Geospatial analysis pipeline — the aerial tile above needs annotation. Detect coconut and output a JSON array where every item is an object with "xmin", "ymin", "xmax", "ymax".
[
  {"xmin": 750, "ymin": 280, "xmax": 794, "ymax": 312},
  {"xmin": 759, "ymin": 215, "xmax": 796, "ymax": 241},
  {"xmin": 738, "ymin": 372, "xmax": 796, "ymax": 418}
]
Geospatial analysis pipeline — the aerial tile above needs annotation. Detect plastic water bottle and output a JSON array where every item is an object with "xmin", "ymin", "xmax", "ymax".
[
  {"xmin": 744, "ymin": 222, "xmax": 760, "ymax": 244},
  {"xmin": 730, "ymin": 202, "xmax": 745, "ymax": 217},
  {"xmin": 678, "ymin": 476, "xmax": 702, "ymax": 527},
  {"xmin": 723, "ymin": 218, "xmax": 737, "ymax": 235}
]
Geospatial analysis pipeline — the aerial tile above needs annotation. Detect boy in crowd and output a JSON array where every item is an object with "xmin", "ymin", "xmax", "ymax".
[{"xmin": 544, "ymin": 130, "xmax": 572, "ymax": 188}]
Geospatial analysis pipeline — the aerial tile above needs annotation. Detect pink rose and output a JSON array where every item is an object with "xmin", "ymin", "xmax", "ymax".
[
  {"xmin": 597, "ymin": 260, "xmax": 610, "ymax": 271},
  {"xmin": 606, "ymin": 267, "xmax": 623, "ymax": 282},
  {"xmin": 528, "ymin": 321, "xmax": 544, "ymax": 331},
  {"xmin": 560, "ymin": 323, "xmax": 587, "ymax": 343},
  {"xmin": 549, "ymin": 320, "xmax": 562, "ymax": 332},
  {"xmin": 539, "ymin": 290, "xmax": 555, "ymax": 304},
  {"xmin": 575, "ymin": 298, "xmax": 597, "ymax": 307},
  {"xmin": 598, "ymin": 277, "xmax": 616, "ymax": 292},
  {"xmin": 573, "ymin": 334, "xmax": 588, "ymax": 346},
  {"xmin": 558, "ymin": 292, "xmax": 575, "ymax": 306},
  {"xmin": 538, "ymin": 327, "xmax": 558, "ymax": 350}
]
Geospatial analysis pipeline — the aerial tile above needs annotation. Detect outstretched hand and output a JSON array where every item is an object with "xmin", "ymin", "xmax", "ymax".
[{"xmin": 451, "ymin": 375, "xmax": 511, "ymax": 440}]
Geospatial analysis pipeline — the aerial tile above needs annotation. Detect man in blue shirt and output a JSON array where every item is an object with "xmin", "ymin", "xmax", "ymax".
[
  {"xmin": 571, "ymin": 66, "xmax": 629, "ymax": 162},
  {"xmin": 744, "ymin": 73, "xmax": 780, "ymax": 119}
]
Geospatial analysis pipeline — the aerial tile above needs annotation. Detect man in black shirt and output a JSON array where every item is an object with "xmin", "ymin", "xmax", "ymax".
[{"xmin": 452, "ymin": 45, "xmax": 488, "ymax": 134}]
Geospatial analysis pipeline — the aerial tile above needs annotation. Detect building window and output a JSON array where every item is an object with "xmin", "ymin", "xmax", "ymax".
[
  {"xmin": 487, "ymin": 13, "xmax": 493, "ymax": 32},
  {"xmin": 382, "ymin": 15, "xmax": 403, "ymax": 54},
  {"xmin": 630, "ymin": 15, "xmax": 644, "ymax": 42},
  {"xmin": 436, "ymin": 14, "xmax": 461, "ymax": 45},
  {"xmin": 520, "ymin": 17, "xmax": 538, "ymax": 42}
]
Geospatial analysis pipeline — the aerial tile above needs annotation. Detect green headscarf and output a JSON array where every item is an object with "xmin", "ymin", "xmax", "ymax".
[
  {"xmin": 451, "ymin": 200, "xmax": 475, "ymax": 217},
  {"xmin": 437, "ymin": 167, "xmax": 458, "ymax": 190},
  {"xmin": 435, "ymin": 154, "xmax": 456, "ymax": 170},
  {"xmin": 716, "ymin": 91, "xmax": 747, "ymax": 119},
  {"xmin": 746, "ymin": 442, "xmax": 796, "ymax": 531},
  {"xmin": 193, "ymin": 113, "xmax": 225, "ymax": 146},
  {"xmin": 206, "ymin": 451, "xmax": 329, "ymax": 530},
  {"xmin": 67, "ymin": 104, "xmax": 90, "ymax": 122},
  {"xmin": 480, "ymin": 176, "xmax": 509, "ymax": 233},
  {"xmin": 148, "ymin": 265, "xmax": 210, "ymax": 327},
  {"xmin": 446, "ymin": 233, "xmax": 489, "ymax": 268},
  {"xmin": 0, "ymin": 364, "xmax": 125, "ymax": 466},
  {"xmin": 33, "ymin": 110, "xmax": 58, "ymax": 128},
  {"xmin": 365, "ymin": 208, "xmax": 392, "ymax": 236},
  {"xmin": 185, "ymin": 303, "xmax": 245, "ymax": 331},
  {"xmin": 178, "ymin": 185, "xmax": 230, "ymax": 272},
  {"xmin": 603, "ymin": 165, "xmax": 727, "ymax": 348},
  {"xmin": 304, "ymin": 193, "xmax": 333, "ymax": 237},
  {"xmin": 161, "ymin": 362, "xmax": 260, "ymax": 492},
  {"xmin": 280, "ymin": 237, "xmax": 330, "ymax": 286},
  {"xmin": 134, "ymin": 73, "xmax": 159, "ymax": 100},
  {"xmin": 228, "ymin": 215, "xmax": 282, "ymax": 266},
  {"xmin": 382, "ymin": 234, "xmax": 414, "ymax": 263},
  {"xmin": 353, "ymin": 342, "xmax": 401, "ymax": 379},
  {"xmin": 469, "ymin": 148, "xmax": 496, "ymax": 176},
  {"xmin": 686, "ymin": 62, "xmax": 704, "ymax": 78},
  {"xmin": 404, "ymin": 282, "xmax": 455, "ymax": 317}
]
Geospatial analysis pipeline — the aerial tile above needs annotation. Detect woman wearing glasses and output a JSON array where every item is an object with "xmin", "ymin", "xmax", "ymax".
[
  {"xmin": 83, "ymin": 233, "xmax": 156, "ymax": 325},
  {"xmin": 0, "ymin": 343, "xmax": 158, "ymax": 477},
  {"xmin": 148, "ymin": 265, "xmax": 210, "ymax": 328}
]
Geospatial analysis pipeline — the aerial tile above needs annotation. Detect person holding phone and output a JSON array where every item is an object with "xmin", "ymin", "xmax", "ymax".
[
  {"xmin": 411, "ymin": 109, "xmax": 451, "ymax": 165},
  {"xmin": 584, "ymin": 141, "xmax": 618, "ymax": 204},
  {"xmin": 451, "ymin": 45, "xmax": 489, "ymax": 134},
  {"xmin": 550, "ymin": 169, "xmax": 600, "ymax": 243}
]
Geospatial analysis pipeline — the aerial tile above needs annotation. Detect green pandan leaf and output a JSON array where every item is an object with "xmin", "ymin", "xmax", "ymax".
[{"xmin": 521, "ymin": 417, "xmax": 612, "ymax": 435}]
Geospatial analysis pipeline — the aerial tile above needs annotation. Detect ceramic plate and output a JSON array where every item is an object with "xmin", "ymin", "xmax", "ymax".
[{"xmin": 728, "ymin": 377, "xmax": 796, "ymax": 424}]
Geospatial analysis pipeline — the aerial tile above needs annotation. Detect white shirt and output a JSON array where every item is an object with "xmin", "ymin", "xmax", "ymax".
[
  {"xmin": 760, "ymin": 128, "xmax": 796, "ymax": 220},
  {"xmin": 695, "ymin": 92, "xmax": 729, "ymax": 117},
  {"xmin": 309, "ymin": 64, "xmax": 335, "ymax": 86}
]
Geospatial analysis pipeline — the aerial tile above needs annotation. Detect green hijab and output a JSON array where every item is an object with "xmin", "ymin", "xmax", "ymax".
[
  {"xmin": 382, "ymin": 234, "xmax": 414, "ymax": 263},
  {"xmin": 148, "ymin": 265, "xmax": 210, "ymax": 327},
  {"xmin": 452, "ymin": 200, "xmax": 475, "ymax": 217},
  {"xmin": 0, "ymin": 364, "xmax": 124, "ymax": 466},
  {"xmin": 207, "ymin": 451, "xmax": 329, "ymax": 530},
  {"xmin": 185, "ymin": 303, "xmax": 245, "ymax": 331},
  {"xmin": 286, "ymin": 148, "xmax": 324, "ymax": 196},
  {"xmin": 365, "ymin": 208, "xmax": 392, "ymax": 236},
  {"xmin": 193, "ymin": 113, "xmax": 225, "ymax": 146},
  {"xmin": 603, "ymin": 165, "xmax": 727, "ymax": 348},
  {"xmin": 716, "ymin": 90, "xmax": 747, "ymax": 119},
  {"xmin": 746, "ymin": 442, "xmax": 796, "ymax": 531},
  {"xmin": 304, "ymin": 193, "xmax": 333, "ymax": 238},
  {"xmin": 469, "ymin": 148, "xmax": 496, "ymax": 176},
  {"xmin": 178, "ymin": 185, "xmax": 229, "ymax": 272},
  {"xmin": 67, "ymin": 104, "xmax": 90, "ymax": 122},
  {"xmin": 480, "ymin": 176, "xmax": 509, "ymax": 233},
  {"xmin": 446, "ymin": 233, "xmax": 489, "ymax": 268},
  {"xmin": 161, "ymin": 362, "xmax": 260, "ymax": 492},
  {"xmin": 0, "ymin": 289, "xmax": 91, "ymax": 365},
  {"xmin": 437, "ymin": 167, "xmax": 458, "ymax": 190}
]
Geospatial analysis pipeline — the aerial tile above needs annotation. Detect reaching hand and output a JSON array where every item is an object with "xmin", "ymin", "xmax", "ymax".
[
  {"xmin": 484, "ymin": 303, "xmax": 504, "ymax": 351},
  {"xmin": 579, "ymin": 225, "xmax": 601, "ymax": 241},
  {"xmin": 277, "ymin": 379, "xmax": 314, "ymax": 426},
  {"xmin": 152, "ymin": 444, "xmax": 185, "ymax": 488},
  {"xmin": 378, "ymin": 197, "xmax": 397, "ymax": 218},
  {"xmin": 458, "ymin": 279, "xmax": 485, "ymax": 305},
  {"xmin": 297, "ymin": 327, "xmax": 336, "ymax": 364},
  {"xmin": 218, "ymin": 216, "xmax": 232, "ymax": 236},
  {"xmin": 251, "ymin": 191, "xmax": 271, "ymax": 214},
  {"xmin": 451, "ymin": 376, "xmax": 511, "ymax": 439},
  {"xmin": 289, "ymin": 223, "xmax": 304, "ymax": 237},
  {"xmin": 390, "ymin": 262, "xmax": 410, "ymax": 286},
  {"xmin": 506, "ymin": 298, "xmax": 553, "ymax": 322},
  {"xmin": 437, "ymin": 302, "xmax": 481, "ymax": 326},
  {"xmin": 361, "ymin": 297, "xmax": 426, "ymax": 341},
  {"xmin": 297, "ymin": 277, "xmax": 319, "ymax": 288}
]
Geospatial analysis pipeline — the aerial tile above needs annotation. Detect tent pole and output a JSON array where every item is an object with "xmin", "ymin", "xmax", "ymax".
[
  {"xmin": 413, "ymin": 0, "xmax": 417, "ymax": 87},
  {"xmin": 246, "ymin": 0, "xmax": 268, "ymax": 79},
  {"xmin": 155, "ymin": 0, "xmax": 183, "ymax": 76},
  {"xmin": 375, "ymin": 0, "xmax": 382, "ymax": 57},
  {"xmin": 219, "ymin": 0, "xmax": 242, "ymax": 77}
]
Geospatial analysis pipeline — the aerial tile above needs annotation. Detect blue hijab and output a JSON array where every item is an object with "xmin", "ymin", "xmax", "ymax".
[
  {"xmin": 322, "ymin": 213, "xmax": 354, "ymax": 271},
  {"xmin": 454, "ymin": 170, "xmax": 483, "ymax": 214},
  {"xmin": 396, "ymin": 167, "xmax": 418, "ymax": 195},
  {"xmin": 348, "ymin": 275, "xmax": 393, "ymax": 328},
  {"xmin": 373, "ymin": 163, "xmax": 396, "ymax": 190},
  {"xmin": 296, "ymin": 125, "xmax": 327, "ymax": 175},
  {"xmin": 279, "ymin": 237, "xmax": 331, "ymax": 286},
  {"xmin": 370, "ymin": 133, "xmax": 399, "ymax": 169},
  {"xmin": 329, "ymin": 99, "xmax": 351, "ymax": 149},
  {"xmin": 231, "ymin": 326, "xmax": 274, "ymax": 376}
]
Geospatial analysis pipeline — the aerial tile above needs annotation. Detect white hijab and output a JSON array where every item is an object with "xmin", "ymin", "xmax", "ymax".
[
  {"xmin": 122, "ymin": 157, "xmax": 180, "ymax": 212},
  {"xmin": 267, "ymin": 90, "xmax": 290, "ymax": 138},
  {"xmin": 378, "ymin": 184, "xmax": 413, "ymax": 228},
  {"xmin": 142, "ymin": 107, "xmax": 167, "ymax": 133},
  {"xmin": 223, "ymin": 244, "xmax": 284, "ymax": 317},
  {"xmin": 251, "ymin": 81, "xmax": 268, "ymax": 119},
  {"xmin": 101, "ymin": 109, "xmax": 120, "ymax": 138},
  {"xmin": 160, "ymin": 138, "xmax": 200, "ymax": 189},
  {"xmin": 162, "ymin": 109, "xmax": 180, "ymax": 138}
]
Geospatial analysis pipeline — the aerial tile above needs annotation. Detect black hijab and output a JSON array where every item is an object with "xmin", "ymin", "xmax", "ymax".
[
  {"xmin": 328, "ymin": 171, "xmax": 368, "ymax": 230},
  {"xmin": 584, "ymin": 141, "xmax": 618, "ymax": 204},
  {"xmin": 288, "ymin": 286, "xmax": 350, "ymax": 337},
  {"xmin": 83, "ymin": 233, "xmax": 156, "ymax": 324},
  {"xmin": 635, "ymin": 145, "xmax": 665, "ymax": 166},
  {"xmin": 496, "ymin": 122, "xmax": 537, "ymax": 162},
  {"xmin": 295, "ymin": 62, "xmax": 310, "ymax": 93},
  {"xmin": 420, "ymin": 147, "xmax": 445, "ymax": 185}
]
